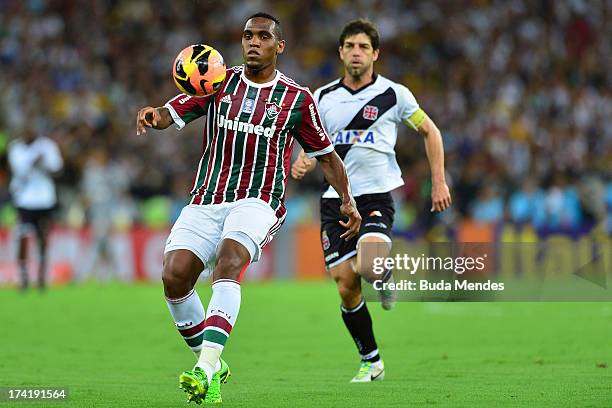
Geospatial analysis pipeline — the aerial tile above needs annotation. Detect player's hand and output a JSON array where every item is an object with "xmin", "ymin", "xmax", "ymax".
[
  {"xmin": 136, "ymin": 107, "xmax": 161, "ymax": 135},
  {"xmin": 291, "ymin": 151, "xmax": 315, "ymax": 180},
  {"xmin": 339, "ymin": 197, "xmax": 361, "ymax": 240},
  {"xmin": 431, "ymin": 182, "xmax": 451, "ymax": 212},
  {"xmin": 291, "ymin": 156, "xmax": 310, "ymax": 179}
]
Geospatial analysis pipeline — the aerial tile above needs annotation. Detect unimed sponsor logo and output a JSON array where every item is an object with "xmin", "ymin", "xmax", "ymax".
[
  {"xmin": 308, "ymin": 103, "xmax": 326, "ymax": 140},
  {"xmin": 216, "ymin": 114, "xmax": 275, "ymax": 138}
]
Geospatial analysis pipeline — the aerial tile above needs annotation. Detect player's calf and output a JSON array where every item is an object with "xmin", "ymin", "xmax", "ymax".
[{"xmin": 336, "ymin": 280, "xmax": 362, "ymax": 310}]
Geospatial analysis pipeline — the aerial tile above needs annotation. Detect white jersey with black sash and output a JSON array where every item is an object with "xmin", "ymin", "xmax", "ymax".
[{"xmin": 313, "ymin": 74, "xmax": 426, "ymax": 198}]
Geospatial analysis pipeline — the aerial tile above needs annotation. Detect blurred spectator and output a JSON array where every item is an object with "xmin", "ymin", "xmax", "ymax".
[
  {"xmin": 470, "ymin": 184, "xmax": 504, "ymax": 224},
  {"xmin": 80, "ymin": 147, "xmax": 134, "ymax": 280},
  {"xmin": 508, "ymin": 178, "xmax": 545, "ymax": 228}
]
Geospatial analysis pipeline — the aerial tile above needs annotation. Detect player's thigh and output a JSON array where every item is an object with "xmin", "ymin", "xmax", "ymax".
[
  {"xmin": 355, "ymin": 193, "xmax": 395, "ymax": 278},
  {"xmin": 34, "ymin": 208, "xmax": 55, "ymax": 242},
  {"xmin": 221, "ymin": 198, "xmax": 280, "ymax": 264},
  {"xmin": 357, "ymin": 234, "xmax": 392, "ymax": 279},
  {"xmin": 164, "ymin": 204, "xmax": 225, "ymax": 276}
]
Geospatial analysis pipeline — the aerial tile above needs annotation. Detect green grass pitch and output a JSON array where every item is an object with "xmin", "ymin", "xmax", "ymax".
[{"xmin": 1, "ymin": 282, "xmax": 611, "ymax": 407}]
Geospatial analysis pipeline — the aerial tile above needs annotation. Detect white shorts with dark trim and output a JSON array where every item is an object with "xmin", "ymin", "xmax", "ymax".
[{"xmin": 164, "ymin": 198, "xmax": 282, "ymax": 276}]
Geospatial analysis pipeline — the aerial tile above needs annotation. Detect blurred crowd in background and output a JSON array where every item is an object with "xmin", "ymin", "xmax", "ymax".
[{"xmin": 0, "ymin": 0, "xmax": 610, "ymax": 238}]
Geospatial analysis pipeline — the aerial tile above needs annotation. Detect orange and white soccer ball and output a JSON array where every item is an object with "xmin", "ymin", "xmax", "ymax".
[{"xmin": 172, "ymin": 44, "xmax": 226, "ymax": 96}]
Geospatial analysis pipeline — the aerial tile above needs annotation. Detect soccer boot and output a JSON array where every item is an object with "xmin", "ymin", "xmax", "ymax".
[
  {"xmin": 204, "ymin": 359, "xmax": 231, "ymax": 404},
  {"xmin": 218, "ymin": 358, "xmax": 231, "ymax": 384},
  {"xmin": 379, "ymin": 273, "xmax": 397, "ymax": 310},
  {"xmin": 350, "ymin": 360, "xmax": 385, "ymax": 383},
  {"xmin": 179, "ymin": 367, "xmax": 209, "ymax": 404}
]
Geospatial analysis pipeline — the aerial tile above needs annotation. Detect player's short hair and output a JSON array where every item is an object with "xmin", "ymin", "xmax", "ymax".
[
  {"xmin": 339, "ymin": 19, "xmax": 380, "ymax": 50},
  {"xmin": 247, "ymin": 12, "xmax": 283, "ymax": 41}
]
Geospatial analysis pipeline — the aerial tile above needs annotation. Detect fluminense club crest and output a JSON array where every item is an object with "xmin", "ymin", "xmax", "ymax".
[{"xmin": 265, "ymin": 101, "xmax": 282, "ymax": 119}]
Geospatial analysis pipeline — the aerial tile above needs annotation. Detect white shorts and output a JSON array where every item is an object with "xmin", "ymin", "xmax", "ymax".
[{"xmin": 164, "ymin": 198, "xmax": 282, "ymax": 275}]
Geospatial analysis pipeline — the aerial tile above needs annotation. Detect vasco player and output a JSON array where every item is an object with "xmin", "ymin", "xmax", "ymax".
[
  {"xmin": 136, "ymin": 13, "xmax": 361, "ymax": 404},
  {"xmin": 292, "ymin": 19, "xmax": 451, "ymax": 383}
]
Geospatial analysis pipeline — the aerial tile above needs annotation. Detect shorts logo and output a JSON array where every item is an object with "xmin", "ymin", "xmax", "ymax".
[
  {"xmin": 365, "ymin": 222, "xmax": 387, "ymax": 229},
  {"xmin": 325, "ymin": 252, "xmax": 339, "ymax": 262},
  {"xmin": 265, "ymin": 101, "xmax": 282, "ymax": 120},
  {"xmin": 322, "ymin": 230, "xmax": 330, "ymax": 250},
  {"xmin": 363, "ymin": 105, "xmax": 379, "ymax": 120},
  {"xmin": 369, "ymin": 210, "xmax": 382, "ymax": 217},
  {"xmin": 242, "ymin": 98, "xmax": 255, "ymax": 114}
]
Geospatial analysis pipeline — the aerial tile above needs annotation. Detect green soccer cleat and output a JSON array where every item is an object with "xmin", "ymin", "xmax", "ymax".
[
  {"xmin": 179, "ymin": 367, "xmax": 209, "ymax": 405},
  {"xmin": 204, "ymin": 359, "xmax": 231, "ymax": 404},
  {"xmin": 350, "ymin": 360, "xmax": 385, "ymax": 383},
  {"xmin": 218, "ymin": 358, "xmax": 231, "ymax": 384}
]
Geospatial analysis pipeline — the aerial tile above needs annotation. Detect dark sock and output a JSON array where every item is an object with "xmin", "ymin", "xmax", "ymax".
[
  {"xmin": 341, "ymin": 298, "xmax": 380, "ymax": 363},
  {"xmin": 38, "ymin": 257, "xmax": 46, "ymax": 290},
  {"xmin": 19, "ymin": 261, "xmax": 28, "ymax": 290}
]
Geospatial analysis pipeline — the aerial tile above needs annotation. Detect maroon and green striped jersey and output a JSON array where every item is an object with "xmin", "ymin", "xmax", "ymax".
[{"xmin": 165, "ymin": 66, "xmax": 333, "ymax": 218}]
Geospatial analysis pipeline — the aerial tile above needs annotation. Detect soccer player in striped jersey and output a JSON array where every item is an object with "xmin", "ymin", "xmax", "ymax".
[
  {"xmin": 292, "ymin": 19, "xmax": 451, "ymax": 383},
  {"xmin": 136, "ymin": 12, "xmax": 361, "ymax": 404}
]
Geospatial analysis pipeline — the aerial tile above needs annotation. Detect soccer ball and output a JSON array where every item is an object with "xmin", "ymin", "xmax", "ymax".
[{"xmin": 172, "ymin": 44, "xmax": 226, "ymax": 96}]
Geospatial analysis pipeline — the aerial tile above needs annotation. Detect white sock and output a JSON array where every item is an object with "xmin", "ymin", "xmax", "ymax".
[
  {"xmin": 195, "ymin": 279, "xmax": 241, "ymax": 379},
  {"xmin": 196, "ymin": 346, "xmax": 221, "ymax": 383},
  {"xmin": 165, "ymin": 289, "xmax": 206, "ymax": 355}
]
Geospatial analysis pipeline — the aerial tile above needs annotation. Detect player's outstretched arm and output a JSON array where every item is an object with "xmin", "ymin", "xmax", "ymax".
[
  {"xmin": 290, "ymin": 149, "xmax": 317, "ymax": 180},
  {"xmin": 136, "ymin": 106, "xmax": 173, "ymax": 135},
  {"xmin": 418, "ymin": 116, "xmax": 452, "ymax": 212},
  {"xmin": 316, "ymin": 151, "xmax": 361, "ymax": 240}
]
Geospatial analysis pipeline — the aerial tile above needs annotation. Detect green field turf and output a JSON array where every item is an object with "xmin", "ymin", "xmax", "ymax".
[{"xmin": 1, "ymin": 282, "xmax": 611, "ymax": 407}]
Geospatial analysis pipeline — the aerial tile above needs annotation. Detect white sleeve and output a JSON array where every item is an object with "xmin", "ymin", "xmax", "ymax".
[
  {"xmin": 7, "ymin": 145, "xmax": 35, "ymax": 177},
  {"xmin": 41, "ymin": 139, "xmax": 63, "ymax": 172},
  {"xmin": 395, "ymin": 84, "xmax": 420, "ymax": 124}
]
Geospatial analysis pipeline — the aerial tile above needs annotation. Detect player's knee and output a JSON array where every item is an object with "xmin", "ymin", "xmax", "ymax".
[
  {"xmin": 357, "ymin": 263, "xmax": 377, "ymax": 283},
  {"xmin": 214, "ymin": 253, "xmax": 246, "ymax": 280},
  {"xmin": 162, "ymin": 254, "xmax": 194, "ymax": 290}
]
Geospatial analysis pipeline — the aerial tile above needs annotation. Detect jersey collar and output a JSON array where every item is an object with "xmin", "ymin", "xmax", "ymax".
[
  {"xmin": 240, "ymin": 67, "xmax": 281, "ymax": 88},
  {"xmin": 340, "ymin": 73, "xmax": 378, "ymax": 95}
]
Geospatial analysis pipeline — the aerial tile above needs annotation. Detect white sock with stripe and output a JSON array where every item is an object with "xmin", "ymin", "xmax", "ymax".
[
  {"xmin": 165, "ymin": 289, "xmax": 206, "ymax": 356},
  {"xmin": 196, "ymin": 279, "xmax": 241, "ymax": 381}
]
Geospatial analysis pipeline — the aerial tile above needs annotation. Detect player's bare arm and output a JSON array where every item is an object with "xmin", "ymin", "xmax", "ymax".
[
  {"xmin": 418, "ymin": 116, "xmax": 451, "ymax": 212},
  {"xmin": 136, "ymin": 106, "xmax": 173, "ymax": 135},
  {"xmin": 290, "ymin": 149, "xmax": 317, "ymax": 180},
  {"xmin": 316, "ymin": 151, "xmax": 361, "ymax": 240}
]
